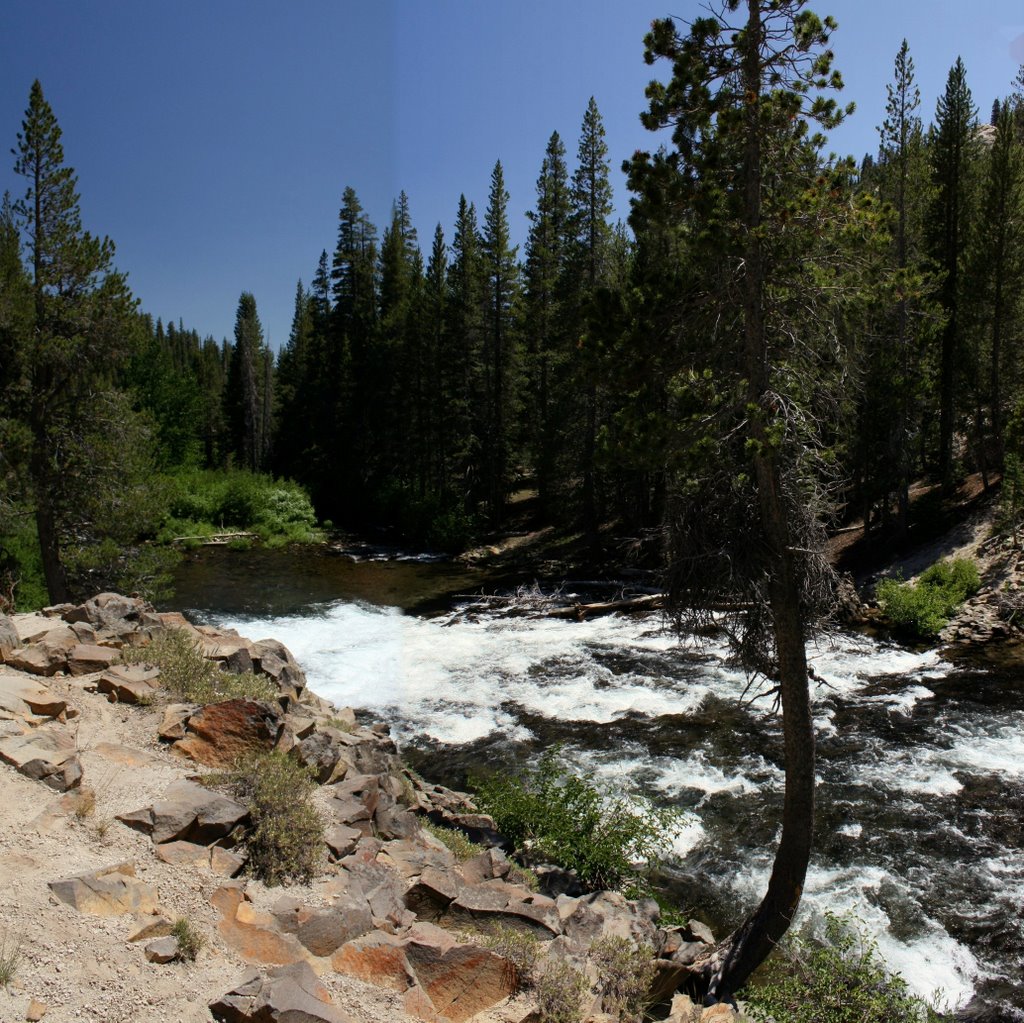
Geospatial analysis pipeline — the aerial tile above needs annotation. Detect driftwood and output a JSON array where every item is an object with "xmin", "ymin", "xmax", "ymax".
[
  {"xmin": 445, "ymin": 586, "xmax": 757, "ymax": 624},
  {"xmin": 171, "ymin": 531, "xmax": 257, "ymax": 545}
]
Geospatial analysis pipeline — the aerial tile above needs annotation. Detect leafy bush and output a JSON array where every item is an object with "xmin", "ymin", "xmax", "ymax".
[
  {"xmin": 590, "ymin": 936, "xmax": 656, "ymax": 1023},
  {"xmin": 121, "ymin": 628, "xmax": 277, "ymax": 704},
  {"xmin": 160, "ymin": 469, "xmax": 319, "ymax": 546},
  {"xmin": 744, "ymin": 912, "xmax": 942, "ymax": 1023},
  {"xmin": 224, "ymin": 750, "xmax": 323, "ymax": 886},
  {"xmin": 473, "ymin": 747, "xmax": 684, "ymax": 896},
  {"xmin": 876, "ymin": 557, "xmax": 980, "ymax": 639}
]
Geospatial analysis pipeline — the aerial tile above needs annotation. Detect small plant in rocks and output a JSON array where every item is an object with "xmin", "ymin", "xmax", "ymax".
[
  {"xmin": 121, "ymin": 628, "xmax": 277, "ymax": 704},
  {"xmin": 589, "ymin": 936, "xmax": 656, "ymax": 1023},
  {"xmin": 224, "ymin": 750, "xmax": 323, "ymax": 885},
  {"xmin": 172, "ymin": 916, "xmax": 205, "ymax": 962},
  {"xmin": 422, "ymin": 820, "xmax": 479, "ymax": 862},
  {"xmin": 0, "ymin": 928, "xmax": 21, "ymax": 988},
  {"xmin": 535, "ymin": 956, "xmax": 587, "ymax": 1023},
  {"xmin": 482, "ymin": 925, "xmax": 540, "ymax": 993}
]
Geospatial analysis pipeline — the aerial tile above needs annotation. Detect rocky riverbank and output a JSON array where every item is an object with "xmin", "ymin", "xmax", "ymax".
[{"xmin": 0, "ymin": 593, "xmax": 738, "ymax": 1023}]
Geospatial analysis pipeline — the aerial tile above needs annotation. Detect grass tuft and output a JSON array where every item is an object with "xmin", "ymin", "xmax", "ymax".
[
  {"xmin": 172, "ymin": 916, "xmax": 205, "ymax": 962},
  {"xmin": 121, "ymin": 628, "xmax": 277, "ymax": 704}
]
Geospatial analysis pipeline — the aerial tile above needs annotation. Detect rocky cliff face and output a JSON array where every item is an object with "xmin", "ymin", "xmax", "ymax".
[{"xmin": 0, "ymin": 593, "xmax": 738, "ymax": 1023}]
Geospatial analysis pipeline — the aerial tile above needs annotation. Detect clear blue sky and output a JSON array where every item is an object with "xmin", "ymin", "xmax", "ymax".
[{"xmin": 2, "ymin": 1, "xmax": 1022, "ymax": 351}]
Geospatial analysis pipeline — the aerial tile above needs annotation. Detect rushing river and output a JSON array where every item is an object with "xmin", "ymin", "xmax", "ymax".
[{"xmin": 171, "ymin": 546, "xmax": 1024, "ymax": 1021}]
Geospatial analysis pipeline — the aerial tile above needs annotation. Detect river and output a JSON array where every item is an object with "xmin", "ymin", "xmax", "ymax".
[{"xmin": 170, "ymin": 545, "xmax": 1024, "ymax": 1021}]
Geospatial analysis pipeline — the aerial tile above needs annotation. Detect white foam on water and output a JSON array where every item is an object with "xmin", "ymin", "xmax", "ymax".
[
  {"xmin": 211, "ymin": 601, "xmax": 740, "ymax": 744},
  {"xmin": 732, "ymin": 861, "xmax": 979, "ymax": 1008},
  {"xmin": 208, "ymin": 598, "xmax": 1006, "ymax": 1011},
  {"xmin": 942, "ymin": 718, "xmax": 1024, "ymax": 780}
]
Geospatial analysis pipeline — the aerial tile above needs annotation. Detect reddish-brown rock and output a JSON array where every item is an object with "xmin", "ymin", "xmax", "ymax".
[{"xmin": 172, "ymin": 699, "xmax": 283, "ymax": 767}]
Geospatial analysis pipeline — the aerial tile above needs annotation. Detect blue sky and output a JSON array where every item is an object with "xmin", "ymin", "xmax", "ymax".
[{"xmin": 2, "ymin": 1, "xmax": 1023, "ymax": 351}]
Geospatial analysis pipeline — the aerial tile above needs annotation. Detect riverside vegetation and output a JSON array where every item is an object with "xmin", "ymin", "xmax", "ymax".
[{"xmin": 3, "ymin": 2, "xmax": 1024, "ymax": 1015}]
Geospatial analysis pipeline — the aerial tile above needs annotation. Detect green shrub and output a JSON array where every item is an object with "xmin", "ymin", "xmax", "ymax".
[
  {"xmin": 744, "ymin": 912, "xmax": 943, "ymax": 1023},
  {"xmin": 172, "ymin": 916, "xmax": 205, "ymax": 961},
  {"xmin": 473, "ymin": 747, "xmax": 684, "ymax": 896},
  {"xmin": 121, "ymin": 628, "xmax": 277, "ymax": 704},
  {"xmin": 482, "ymin": 926, "xmax": 540, "ymax": 993},
  {"xmin": 535, "ymin": 957, "xmax": 587, "ymax": 1023},
  {"xmin": 225, "ymin": 750, "xmax": 323, "ymax": 886},
  {"xmin": 422, "ymin": 820, "xmax": 479, "ymax": 862},
  {"xmin": 876, "ymin": 557, "xmax": 981, "ymax": 639},
  {"xmin": 160, "ymin": 469, "xmax": 320, "ymax": 546},
  {"xmin": 589, "ymin": 936, "xmax": 656, "ymax": 1022}
]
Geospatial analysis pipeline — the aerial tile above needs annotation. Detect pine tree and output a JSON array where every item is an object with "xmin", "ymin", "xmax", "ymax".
[
  {"xmin": 225, "ymin": 292, "xmax": 271, "ymax": 472},
  {"xmin": 447, "ymin": 195, "xmax": 486, "ymax": 505},
  {"xmin": 965, "ymin": 99, "xmax": 1024, "ymax": 462},
  {"xmin": 630, "ymin": 1, "xmax": 858, "ymax": 999},
  {"xmin": 5, "ymin": 81, "xmax": 138, "ymax": 602},
  {"xmin": 524, "ymin": 131, "xmax": 571, "ymax": 512},
  {"xmin": 860, "ymin": 40, "xmax": 934, "ymax": 531},
  {"xmin": 481, "ymin": 161, "xmax": 521, "ymax": 521},
  {"xmin": 569, "ymin": 99, "xmax": 615, "ymax": 532},
  {"xmin": 930, "ymin": 58, "xmax": 980, "ymax": 489}
]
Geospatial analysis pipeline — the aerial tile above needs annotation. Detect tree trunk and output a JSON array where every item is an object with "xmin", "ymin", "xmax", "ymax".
[{"xmin": 702, "ymin": 0, "xmax": 815, "ymax": 1001}]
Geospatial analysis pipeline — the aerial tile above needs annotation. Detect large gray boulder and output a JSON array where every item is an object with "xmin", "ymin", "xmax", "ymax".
[{"xmin": 117, "ymin": 778, "xmax": 247, "ymax": 845}]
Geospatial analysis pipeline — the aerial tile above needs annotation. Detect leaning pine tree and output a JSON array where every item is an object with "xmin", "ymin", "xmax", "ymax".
[{"xmin": 628, "ymin": 0, "xmax": 866, "ymax": 1003}]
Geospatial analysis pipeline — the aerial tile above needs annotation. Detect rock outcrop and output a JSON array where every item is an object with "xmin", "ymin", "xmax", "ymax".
[{"xmin": 0, "ymin": 591, "xmax": 746, "ymax": 1023}]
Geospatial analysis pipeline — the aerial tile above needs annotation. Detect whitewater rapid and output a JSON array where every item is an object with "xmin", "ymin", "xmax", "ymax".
[{"xmin": 204, "ymin": 597, "xmax": 1024, "ymax": 1013}]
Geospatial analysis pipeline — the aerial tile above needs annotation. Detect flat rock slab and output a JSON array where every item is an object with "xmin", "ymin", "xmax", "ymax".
[
  {"xmin": 210, "ymin": 962, "xmax": 353, "ymax": 1023},
  {"xmin": 0, "ymin": 673, "xmax": 67, "ymax": 718},
  {"xmin": 49, "ymin": 862, "xmax": 159, "ymax": 916},
  {"xmin": 0, "ymin": 724, "xmax": 82, "ymax": 791},
  {"xmin": 155, "ymin": 840, "xmax": 245, "ymax": 877},
  {"xmin": 211, "ymin": 886, "xmax": 311, "ymax": 968},
  {"xmin": 4, "ymin": 644, "xmax": 65, "ymax": 677},
  {"xmin": 97, "ymin": 664, "xmax": 162, "ymax": 704},
  {"xmin": 10, "ymin": 614, "xmax": 70, "ymax": 645},
  {"xmin": 67, "ymin": 643, "xmax": 119, "ymax": 675},
  {"xmin": 93, "ymin": 741, "xmax": 160, "ymax": 768},
  {"xmin": 117, "ymin": 778, "xmax": 248, "ymax": 845}
]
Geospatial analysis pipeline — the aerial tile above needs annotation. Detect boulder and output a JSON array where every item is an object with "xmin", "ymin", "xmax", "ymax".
[
  {"xmin": 404, "ymin": 866, "xmax": 461, "ymax": 922},
  {"xmin": 211, "ymin": 885, "xmax": 311, "ymax": 968},
  {"xmin": 117, "ymin": 778, "xmax": 248, "ymax": 845},
  {"xmin": 296, "ymin": 730, "xmax": 354, "ymax": 784},
  {"xmin": 0, "ymin": 725, "xmax": 82, "ymax": 791},
  {"xmin": 444, "ymin": 884, "xmax": 562, "ymax": 938},
  {"xmin": 67, "ymin": 643, "xmax": 119, "ymax": 676},
  {"xmin": 157, "ymin": 703, "xmax": 194, "ymax": 741},
  {"xmin": 4, "ymin": 643, "xmax": 66, "ymax": 677},
  {"xmin": 0, "ymin": 673, "xmax": 67, "ymax": 719},
  {"xmin": 210, "ymin": 962, "xmax": 353, "ymax": 1023},
  {"xmin": 96, "ymin": 663, "xmax": 162, "ymax": 704},
  {"xmin": 172, "ymin": 699, "xmax": 283, "ymax": 767},
  {"xmin": 402, "ymin": 923, "xmax": 517, "ymax": 1023},
  {"xmin": 144, "ymin": 936, "xmax": 180, "ymax": 963},
  {"xmin": 154, "ymin": 840, "xmax": 246, "ymax": 877},
  {"xmin": 49, "ymin": 862, "xmax": 159, "ymax": 916},
  {"xmin": 63, "ymin": 592, "xmax": 150, "ymax": 637},
  {"xmin": 560, "ymin": 891, "xmax": 658, "ymax": 950},
  {"xmin": 10, "ymin": 613, "xmax": 70, "ymax": 645},
  {"xmin": 0, "ymin": 614, "xmax": 20, "ymax": 659},
  {"xmin": 252, "ymin": 638, "xmax": 308, "ymax": 693},
  {"xmin": 272, "ymin": 896, "xmax": 374, "ymax": 958},
  {"xmin": 323, "ymin": 823, "xmax": 361, "ymax": 861}
]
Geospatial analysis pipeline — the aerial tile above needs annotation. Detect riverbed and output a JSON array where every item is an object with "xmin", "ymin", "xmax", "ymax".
[{"xmin": 171, "ymin": 546, "xmax": 1024, "ymax": 1021}]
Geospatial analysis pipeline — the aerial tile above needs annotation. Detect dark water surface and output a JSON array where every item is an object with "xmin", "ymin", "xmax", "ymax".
[{"xmin": 172, "ymin": 546, "xmax": 1024, "ymax": 1021}]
